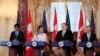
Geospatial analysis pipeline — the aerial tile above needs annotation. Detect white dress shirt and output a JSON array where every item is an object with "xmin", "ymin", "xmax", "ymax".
[
  {"xmin": 32, "ymin": 33, "xmax": 47, "ymax": 42},
  {"xmin": 15, "ymin": 31, "xmax": 19, "ymax": 37},
  {"xmin": 62, "ymin": 30, "xmax": 66, "ymax": 37},
  {"xmin": 87, "ymin": 33, "xmax": 91, "ymax": 41}
]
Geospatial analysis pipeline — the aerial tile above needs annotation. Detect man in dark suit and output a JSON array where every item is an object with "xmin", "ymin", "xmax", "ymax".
[
  {"xmin": 81, "ymin": 26, "xmax": 97, "ymax": 56},
  {"xmin": 10, "ymin": 24, "xmax": 25, "ymax": 56},
  {"xmin": 55, "ymin": 23, "xmax": 73, "ymax": 56}
]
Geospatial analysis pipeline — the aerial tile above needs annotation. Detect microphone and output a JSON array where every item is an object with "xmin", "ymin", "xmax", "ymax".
[{"xmin": 35, "ymin": 33, "xmax": 38, "ymax": 42}]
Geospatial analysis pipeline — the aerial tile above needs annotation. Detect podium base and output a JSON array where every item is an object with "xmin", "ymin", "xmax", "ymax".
[
  {"xmin": 32, "ymin": 48, "xmax": 40, "ymax": 56},
  {"xmin": 85, "ymin": 50, "xmax": 93, "ymax": 56},
  {"xmin": 9, "ymin": 48, "xmax": 17, "ymax": 56}
]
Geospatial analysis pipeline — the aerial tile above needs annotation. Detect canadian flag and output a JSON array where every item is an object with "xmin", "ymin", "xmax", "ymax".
[
  {"xmin": 25, "ymin": 10, "xmax": 33, "ymax": 56},
  {"xmin": 77, "ymin": 8, "xmax": 84, "ymax": 43},
  {"xmin": 52, "ymin": 9, "xmax": 58, "ymax": 41},
  {"xmin": 77, "ymin": 8, "xmax": 84, "ymax": 51}
]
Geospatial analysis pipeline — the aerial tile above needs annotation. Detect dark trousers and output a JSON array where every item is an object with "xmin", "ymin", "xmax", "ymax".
[
  {"xmin": 10, "ymin": 46, "xmax": 23, "ymax": 56},
  {"xmin": 16, "ymin": 46, "xmax": 23, "ymax": 56},
  {"xmin": 64, "ymin": 47, "xmax": 71, "ymax": 56},
  {"xmin": 84, "ymin": 47, "xmax": 94, "ymax": 56},
  {"xmin": 84, "ymin": 50, "xmax": 93, "ymax": 56},
  {"xmin": 72, "ymin": 41, "xmax": 77, "ymax": 55}
]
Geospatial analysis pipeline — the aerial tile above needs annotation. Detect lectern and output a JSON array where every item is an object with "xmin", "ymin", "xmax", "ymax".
[
  {"xmin": 0, "ymin": 41, "xmax": 20, "ymax": 56},
  {"xmin": 51, "ymin": 41, "xmax": 73, "ymax": 56},
  {"xmin": 79, "ymin": 42, "xmax": 100, "ymax": 56},
  {"xmin": 51, "ymin": 41, "xmax": 73, "ymax": 47},
  {"xmin": 0, "ymin": 41, "xmax": 73, "ymax": 56},
  {"xmin": 25, "ymin": 41, "xmax": 47, "ymax": 56},
  {"xmin": 0, "ymin": 41, "xmax": 46, "ymax": 56}
]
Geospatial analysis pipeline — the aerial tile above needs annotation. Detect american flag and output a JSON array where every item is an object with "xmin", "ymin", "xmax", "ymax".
[
  {"xmin": 42, "ymin": 10, "xmax": 47, "ymax": 33},
  {"xmin": 90, "ymin": 10, "xmax": 95, "ymax": 32},
  {"xmin": 66, "ymin": 9, "xmax": 71, "ymax": 30},
  {"xmin": 16, "ymin": 11, "xmax": 20, "ymax": 25},
  {"xmin": 90, "ymin": 10, "xmax": 96, "ymax": 56}
]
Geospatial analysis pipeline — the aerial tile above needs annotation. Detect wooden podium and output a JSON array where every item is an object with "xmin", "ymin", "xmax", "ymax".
[
  {"xmin": 51, "ymin": 41, "xmax": 73, "ymax": 56},
  {"xmin": 0, "ymin": 41, "xmax": 46, "ymax": 56},
  {"xmin": 9, "ymin": 48, "xmax": 17, "ymax": 56},
  {"xmin": 51, "ymin": 41, "xmax": 73, "ymax": 47},
  {"xmin": 79, "ymin": 42, "xmax": 100, "ymax": 56},
  {"xmin": 85, "ymin": 50, "xmax": 93, "ymax": 56},
  {"xmin": 0, "ymin": 41, "xmax": 73, "ymax": 56},
  {"xmin": 25, "ymin": 41, "xmax": 46, "ymax": 56},
  {"xmin": 0, "ymin": 41, "xmax": 22, "ymax": 56}
]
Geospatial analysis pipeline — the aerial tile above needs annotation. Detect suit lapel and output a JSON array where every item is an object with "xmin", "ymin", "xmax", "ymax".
[
  {"xmin": 14, "ymin": 31, "xmax": 17, "ymax": 38},
  {"xmin": 15, "ymin": 31, "xmax": 20, "ymax": 38},
  {"xmin": 17, "ymin": 31, "xmax": 20, "ymax": 38},
  {"xmin": 89, "ymin": 33, "xmax": 92, "ymax": 41},
  {"xmin": 86, "ymin": 33, "xmax": 92, "ymax": 41},
  {"xmin": 63, "ymin": 30, "xmax": 67, "ymax": 38},
  {"xmin": 61, "ymin": 31, "xmax": 66, "ymax": 38},
  {"xmin": 85, "ymin": 33, "xmax": 88, "ymax": 41},
  {"xmin": 61, "ymin": 31, "xmax": 63, "ymax": 38}
]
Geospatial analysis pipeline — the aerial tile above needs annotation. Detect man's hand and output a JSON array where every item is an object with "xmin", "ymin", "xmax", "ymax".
[{"xmin": 13, "ymin": 39, "xmax": 18, "ymax": 42}]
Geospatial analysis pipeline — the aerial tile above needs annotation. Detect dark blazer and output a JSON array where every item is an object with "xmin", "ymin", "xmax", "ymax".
[
  {"xmin": 55, "ymin": 29, "xmax": 73, "ymax": 42},
  {"xmin": 81, "ymin": 32, "xmax": 97, "ymax": 52},
  {"xmin": 10, "ymin": 31, "xmax": 25, "ymax": 56},
  {"xmin": 81, "ymin": 32, "xmax": 97, "ymax": 42},
  {"xmin": 10, "ymin": 31, "xmax": 25, "ymax": 43},
  {"xmin": 55, "ymin": 29, "xmax": 73, "ymax": 56}
]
